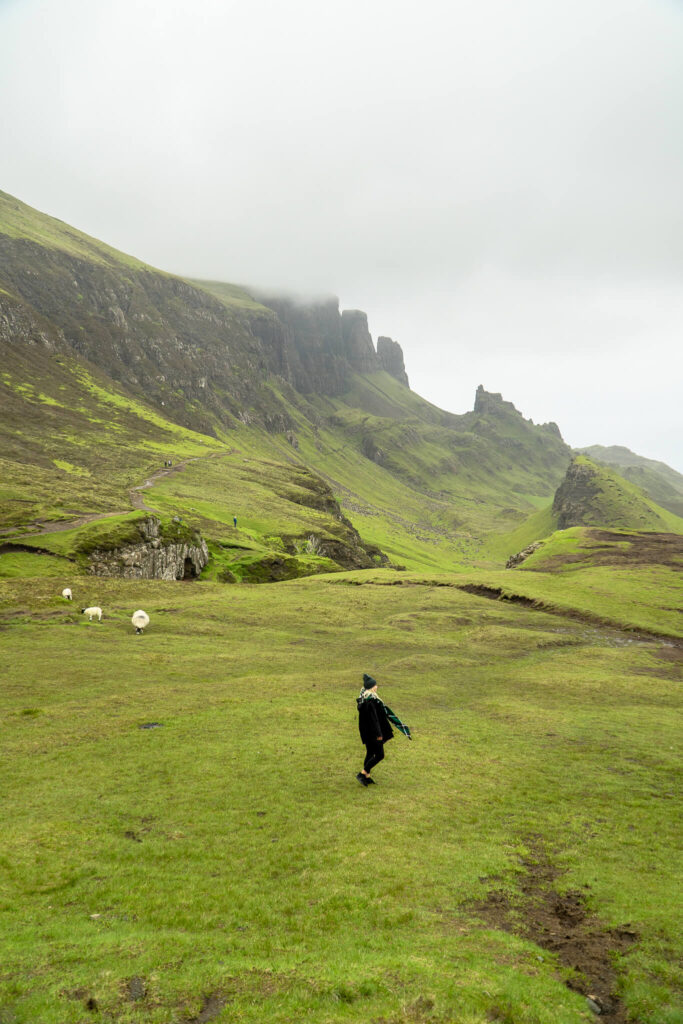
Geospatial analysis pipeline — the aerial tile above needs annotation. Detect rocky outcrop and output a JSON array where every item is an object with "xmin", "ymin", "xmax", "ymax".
[
  {"xmin": 473, "ymin": 385, "xmax": 520, "ymax": 417},
  {"xmin": 552, "ymin": 458, "xmax": 602, "ymax": 529},
  {"xmin": 341, "ymin": 310, "xmax": 380, "ymax": 373},
  {"xmin": 304, "ymin": 533, "xmax": 373, "ymax": 569},
  {"xmin": 506, "ymin": 541, "xmax": 543, "ymax": 568},
  {"xmin": 377, "ymin": 336, "xmax": 409, "ymax": 387},
  {"xmin": 541, "ymin": 421, "xmax": 563, "ymax": 439},
  {"xmin": 88, "ymin": 517, "xmax": 208, "ymax": 579}
]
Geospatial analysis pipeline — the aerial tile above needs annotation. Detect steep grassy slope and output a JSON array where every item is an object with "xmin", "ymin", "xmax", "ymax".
[
  {"xmin": 0, "ymin": 346, "xmax": 385, "ymax": 580},
  {"xmin": 0, "ymin": 191, "xmax": 288, "ymax": 438},
  {"xmin": 578, "ymin": 445, "xmax": 683, "ymax": 517},
  {"xmin": 0, "ymin": 571, "xmax": 680, "ymax": 1023},
  {"xmin": 0, "ymin": 342, "xmax": 223, "ymax": 529},
  {"xmin": 552, "ymin": 456, "xmax": 683, "ymax": 533}
]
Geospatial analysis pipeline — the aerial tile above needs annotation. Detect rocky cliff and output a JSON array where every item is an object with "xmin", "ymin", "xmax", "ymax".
[
  {"xmin": 340, "ymin": 310, "xmax": 380, "ymax": 374},
  {"xmin": 87, "ymin": 517, "xmax": 209, "ymax": 579},
  {"xmin": 377, "ymin": 336, "xmax": 409, "ymax": 387},
  {"xmin": 0, "ymin": 233, "xmax": 295, "ymax": 436},
  {"xmin": 254, "ymin": 296, "xmax": 411, "ymax": 393},
  {"xmin": 0, "ymin": 194, "xmax": 410, "ymax": 428},
  {"xmin": 250, "ymin": 292, "xmax": 350, "ymax": 395}
]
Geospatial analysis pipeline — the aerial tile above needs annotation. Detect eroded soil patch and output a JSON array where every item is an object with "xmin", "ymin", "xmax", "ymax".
[
  {"xmin": 455, "ymin": 583, "xmax": 681, "ymax": 643},
  {"xmin": 473, "ymin": 841, "xmax": 638, "ymax": 1022},
  {"xmin": 185, "ymin": 992, "xmax": 226, "ymax": 1023},
  {"xmin": 549, "ymin": 530, "xmax": 683, "ymax": 572}
]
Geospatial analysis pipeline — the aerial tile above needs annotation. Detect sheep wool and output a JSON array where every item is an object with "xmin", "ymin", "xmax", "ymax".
[
  {"xmin": 62, "ymin": 588, "xmax": 72, "ymax": 600},
  {"xmin": 81, "ymin": 606, "xmax": 102, "ymax": 621},
  {"xmin": 132, "ymin": 610, "xmax": 150, "ymax": 635}
]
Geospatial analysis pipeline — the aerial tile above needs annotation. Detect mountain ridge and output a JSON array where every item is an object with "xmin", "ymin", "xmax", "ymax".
[{"xmin": 2, "ymin": 187, "xmax": 679, "ymax": 581}]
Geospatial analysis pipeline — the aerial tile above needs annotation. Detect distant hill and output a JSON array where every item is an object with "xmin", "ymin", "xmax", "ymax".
[
  {"xmin": 552, "ymin": 456, "xmax": 683, "ymax": 533},
  {"xmin": 485, "ymin": 453, "xmax": 683, "ymax": 571},
  {"xmin": 577, "ymin": 444, "xmax": 683, "ymax": 517}
]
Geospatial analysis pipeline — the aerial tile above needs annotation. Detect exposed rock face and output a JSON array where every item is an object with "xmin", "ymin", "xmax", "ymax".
[
  {"xmin": 341, "ymin": 310, "xmax": 380, "ymax": 373},
  {"xmin": 88, "ymin": 517, "xmax": 209, "ymax": 579},
  {"xmin": 552, "ymin": 458, "xmax": 602, "ymax": 529},
  {"xmin": 541, "ymin": 421, "xmax": 563, "ymax": 439},
  {"xmin": 506, "ymin": 541, "xmax": 543, "ymax": 569},
  {"xmin": 304, "ymin": 533, "xmax": 374, "ymax": 569},
  {"xmin": 0, "ymin": 212, "xmax": 408, "ymax": 427},
  {"xmin": 474, "ymin": 387, "xmax": 565, "ymax": 443},
  {"xmin": 474, "ymin": 384, "xmax": 520, "ymax": 417},
  {"xmin": 0, "ymin": 235, "xmax": 299, "ymax": 436},
  {"xmin": 377, "ymin": 336, "xmax": 409, "ymax": 387},
  {"xmin": 252, "ymin": 293, "xmax": 350, "ymax": 395},
  {"xmin": 280, "ymin": 469, "xmax": 388, "ymax": 569}
]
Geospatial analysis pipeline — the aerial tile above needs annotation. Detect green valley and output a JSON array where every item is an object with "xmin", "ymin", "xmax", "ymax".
[{"xmin": 1, "ymin": 189, "xmax": 681, "ymax": 1024}]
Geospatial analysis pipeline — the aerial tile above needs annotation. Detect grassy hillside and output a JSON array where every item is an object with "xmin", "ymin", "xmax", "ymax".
[
  {"xmin": 0, "ymin": 569, "xmax": 680, "ymax": 1023},
  {"xmin": 578, "ymin": 445, "xmax": 683, "ymax": 517},
  {"xmin": 0, "ymin": 190, "xmax": 151, "ymax": 270},
  {"xmin": 505, "ymin": 526, "xmax": 683, "ymax": 577},
  {"xmin": 0, "ymin": 343, "xmax": 223, "ymax": 529},
  {"xmin": 553, "ymin": 456, "xmax": 683, "ymax": 534}
]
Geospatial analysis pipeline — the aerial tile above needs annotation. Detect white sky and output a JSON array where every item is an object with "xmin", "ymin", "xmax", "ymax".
[{"xmin": 1, "ymin": 0, "xmax": 682, "ymax": 470}]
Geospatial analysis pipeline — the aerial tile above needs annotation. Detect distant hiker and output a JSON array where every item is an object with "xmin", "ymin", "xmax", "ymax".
[
  {"xmin": 356, "ymin": 673, "xmax": 411, "ymax": 787},
  {"xmin": 233, "ymin": 516, "xmax": 237, "ymax": 528}
]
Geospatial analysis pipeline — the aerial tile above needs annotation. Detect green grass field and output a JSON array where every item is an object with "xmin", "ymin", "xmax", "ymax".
[{"xmin": 1, "ymin": 568, "xmax": 680, "ymax": 1023}]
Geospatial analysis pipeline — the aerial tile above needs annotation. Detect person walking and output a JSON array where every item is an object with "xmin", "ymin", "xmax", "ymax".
[{"xmin": 356, "ymin": 673, "xmax": 411, "ymax": 786}]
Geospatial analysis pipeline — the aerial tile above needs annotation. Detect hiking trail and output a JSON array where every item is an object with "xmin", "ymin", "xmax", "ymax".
[{"xmin": 0, "ymin": 451, "xmax": 231, "ymax": 539}]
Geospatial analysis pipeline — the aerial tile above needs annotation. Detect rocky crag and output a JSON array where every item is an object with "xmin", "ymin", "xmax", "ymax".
[
  {"xmin": 552, "ymin": 456, "xmax": 675, "ymax": 532},
  {"xmin": 87, "ymin": 517, "xmax": 209, "ymax": 580}
]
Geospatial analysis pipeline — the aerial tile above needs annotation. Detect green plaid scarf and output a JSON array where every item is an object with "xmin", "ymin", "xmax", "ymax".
[{"xmin": 358, "ymin": 685, "xmax": 412, "ymax": 740}]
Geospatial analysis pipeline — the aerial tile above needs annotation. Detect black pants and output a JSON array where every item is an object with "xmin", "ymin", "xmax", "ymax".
[{"xmin": 364, "ymin": 740, "xmax": 385, "ymax": 773}]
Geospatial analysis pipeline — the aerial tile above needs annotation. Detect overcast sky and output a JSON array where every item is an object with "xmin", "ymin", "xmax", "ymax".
[{"xmin": 1, "ymin": 0, "xmax": 682, "ymax": 470}]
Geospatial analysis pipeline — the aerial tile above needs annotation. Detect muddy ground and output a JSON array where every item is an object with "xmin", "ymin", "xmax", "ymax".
[{"xmin": 473, "ymin": 840, "xmax": 639, "ymax": 1022}]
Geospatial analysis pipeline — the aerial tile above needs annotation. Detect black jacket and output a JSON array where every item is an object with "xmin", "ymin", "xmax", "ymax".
[{"xmin": 358, "ymin": 696, "xmax": 394, "ymax": 745}]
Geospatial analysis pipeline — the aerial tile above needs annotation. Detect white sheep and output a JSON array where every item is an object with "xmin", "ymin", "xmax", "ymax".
[
  {"xmin": 132, "ymin": 610, "xmax": 150, "ymax": 635},
  {"xmin": 62, "ymin": 588, "xmax": 73, "ymax": 601},
  {"xmin": 81, "ymin": 606, "xmax": 102, "ymax": 622}
]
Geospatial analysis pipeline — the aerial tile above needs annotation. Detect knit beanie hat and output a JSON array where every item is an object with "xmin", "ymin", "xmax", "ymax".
[{"xmin": 362, "ymin": 673, "xmax": 378, "ymax": 689}]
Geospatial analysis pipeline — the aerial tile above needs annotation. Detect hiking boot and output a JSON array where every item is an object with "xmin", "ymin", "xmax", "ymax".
[{"xmin": 356, "ymin": 773, "xmax": 369, "ymax": 787}]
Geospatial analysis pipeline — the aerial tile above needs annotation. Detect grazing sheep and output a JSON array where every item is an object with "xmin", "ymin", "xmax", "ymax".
[
  {"xmin": 81, "ymin": 606, "xmax": 102, "ymax": 622},
  {"xmin": 62, "ymin": 588, "xmax": 72, "ymax": 601},
  {"xmin": 132, "ymin": 609, "xmax": 150, "ymax": 635}
]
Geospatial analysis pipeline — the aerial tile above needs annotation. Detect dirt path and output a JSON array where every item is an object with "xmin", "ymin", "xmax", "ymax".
[
  {"xmin": 0, "ymin": 451, "xmax": 230, "ymax": 539},
  {"xmin": 127, "ymin": 452, "xmax": 229, "ymax": 512}
]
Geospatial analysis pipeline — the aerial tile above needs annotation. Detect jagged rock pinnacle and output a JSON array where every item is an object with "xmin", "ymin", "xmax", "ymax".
[{"xmin": 377, "ymin": 336, "xmax": 409, "ymax": 387}]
